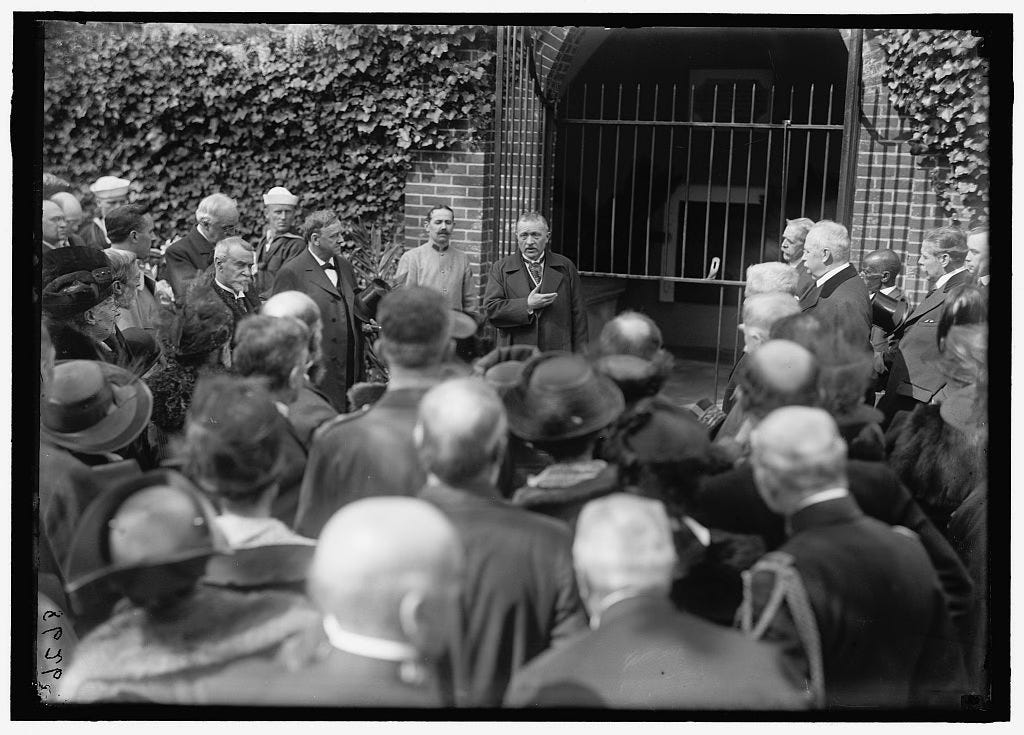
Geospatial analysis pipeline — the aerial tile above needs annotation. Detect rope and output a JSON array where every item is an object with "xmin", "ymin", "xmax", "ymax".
[{"xmin": 740, "ymin": 551, "xmax": 826, "ymax": 708}]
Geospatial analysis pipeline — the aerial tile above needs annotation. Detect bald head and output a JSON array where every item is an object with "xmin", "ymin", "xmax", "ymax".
[
  {"xmin": 860, "ymin": 249, "xmax": 903, "ymax": 293},
  {"xmin": 263, "ymin": 290, "xmax": 321, "ymax": 326},
  {"xmin": 42, "ymin": 200, "xmax": 68, "ymax": 245},
  {"xmin": 739, "ymin": 340, "xmax": 820, "ymax": 419},
  {"xmin": 309, "ymin": 497, "xmax": 464, "ymax": 644},
  {"xmin": 50, "ymin": 191, "xmax": 83, "ymax": 232},
  {"xmin": 415, "ymin": 377, "xmax": 508, "ymax": 487},
  {"xmin": 573, "ymin": 494, "xmax": 677, "ymax": 607},
  {"xmin": 598, "ymin": 311, "xmax": 663, "ymax": 360},
  {"xmin": 750, "ymin": 406, "xmax": 847, "ymax": 513},
  {"xmin": 108, "ymin": 485, "xmax": 206, "ymax": 567}
]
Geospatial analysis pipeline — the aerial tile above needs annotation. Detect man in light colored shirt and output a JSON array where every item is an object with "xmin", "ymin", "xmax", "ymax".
[{"xmin": 394, "ymin": 204, "xmax": 476, "ymax": 313}]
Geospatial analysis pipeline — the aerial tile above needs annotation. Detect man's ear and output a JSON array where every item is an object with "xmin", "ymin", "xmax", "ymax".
[{"xmin": 398, "ymin": 589, "xmax": 428, "ymax": 647}]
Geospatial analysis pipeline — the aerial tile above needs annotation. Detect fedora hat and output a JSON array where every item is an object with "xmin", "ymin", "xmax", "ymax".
[
  {"xmin": 504, "ymin": 352, "xmax": 625, "ymax": 442},
  {"xmin": 63, "ymin": 470, "xmax": 229, "ymax": 614},
  {"xmin": 41, "ymin": 360, "xmax": 153, "ymax": 455}
]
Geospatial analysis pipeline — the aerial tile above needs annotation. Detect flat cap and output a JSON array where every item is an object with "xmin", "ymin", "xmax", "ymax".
[
  {"xmin": 89, "ymin": 175, "xmax": 131, "ymax": 199},
  {"xmin": 263, "ymin": 186, "xmax": 299, "ymax": 207}
]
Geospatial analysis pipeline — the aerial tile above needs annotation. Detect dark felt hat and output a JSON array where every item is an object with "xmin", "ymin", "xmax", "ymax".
[
  {"xmin": 63, "ymin": 469, "xmax": 230, "ymax": 615},
  {"xmin": 41, "ymin": 246, "xmax": 115, "ymax": 318},
  {"xmin": 41, "ymin": 360, "xmax": 153, "ymax": 454},
  {"xmin": 504, "ymin": 352, "xmax": 625, "ymax": 442}
]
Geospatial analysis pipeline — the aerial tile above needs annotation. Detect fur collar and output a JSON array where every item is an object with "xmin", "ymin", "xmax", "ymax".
[{"xmin": 61, "ymin": 586, "xmax": 319, "ymax": 697}]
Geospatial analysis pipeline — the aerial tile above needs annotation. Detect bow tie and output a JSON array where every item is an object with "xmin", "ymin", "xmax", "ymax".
[{"xmin": 321, "ymin": 261, "xmax": 336, "ymax": 271}]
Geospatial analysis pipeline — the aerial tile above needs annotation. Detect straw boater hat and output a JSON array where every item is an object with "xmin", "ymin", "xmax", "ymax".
[
  {"xmin": 263, "ymin": 186, "xmax": 299, "ymax": 207},
  {"xmin": 89, "ymin": 175, "xmax": 131, "ymax": 201},
  {"xmin": 41, "ymin": 360, "xmax": 153, "ymax": 455},
  {"xmin": 504, "ymin": 352, "xmax": 625, "ymax": 442}
]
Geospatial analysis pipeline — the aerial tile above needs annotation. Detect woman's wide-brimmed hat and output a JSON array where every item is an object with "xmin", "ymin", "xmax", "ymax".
[
  {"xmin": 41, "ymin": 246, "xmax": 115, "ymax": 319},
  {"xmin": 504, "ymin": 352, "xmax": 625, "ymax": 442},
  {"xmin": 63, "ymin": 469, "xmax": 230, "ymax": 615},
  {"xmin": 41, "ymin": 360, "xmax": 153, "ymax": 455}
]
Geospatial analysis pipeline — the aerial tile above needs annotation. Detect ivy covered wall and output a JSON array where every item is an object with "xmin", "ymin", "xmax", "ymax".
[{"xmin": 43, "ymin": 22, "xmax": 496, "ymax": 245}]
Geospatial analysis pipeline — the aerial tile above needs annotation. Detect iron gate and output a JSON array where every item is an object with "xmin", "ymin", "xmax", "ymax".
[
  {"xmin": 553, "ymin": 79, "xmax": 851, "ymax": 396},
  {"xmin": 491, "ymin": 26, "xmax": 555, "ymax": 260}
]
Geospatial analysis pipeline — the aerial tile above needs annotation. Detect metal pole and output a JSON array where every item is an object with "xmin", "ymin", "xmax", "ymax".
[{"xmin": 836, "ymin": 28, "xmax": 863, "ymax": 228}]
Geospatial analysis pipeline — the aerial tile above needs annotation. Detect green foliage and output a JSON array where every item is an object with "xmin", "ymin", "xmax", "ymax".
[
  {"xmin": 43, "ymin": 23, "xmax": 496, "ymax": 252},
  {"xmin": 877, "ymin": 29, "xmax": 989, "ymax": 225}
]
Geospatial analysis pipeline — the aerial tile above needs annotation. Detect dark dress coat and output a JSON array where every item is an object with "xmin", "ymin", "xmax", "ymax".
[
  {"xmin": 293, "ymin": 386, "xmax": 433, "ymax": 538},
  {"xmin": 799, "ymin": 263, "xmax": 872, "ymax": 347},
  {"xmin": 418, "ymin": 481, "xmax": 588, "ymax": 707},
  {"xmin": 692, "ymin": 460, "xmax": 974, "ymax": 634},
  {"xmin": 165, "ymin": 226, "xmax": 216, "ymax": 303},
  {"xmin": 743, "ymin": 495, "xmax": 967, "ymax": 708},
  {"xmin": 186, "ymin": 269, "xmax": 261, "ymax": 334},
  {"xmin": 483, "ymin": 251, "xmax": 588, "ymax": 353},
  {"xmin": 505, "ymin": 594, "xmax": 810, "ymax": 710},
  {"xmin": 273, "ymin": 249, "xmax": 364, "ymax": 412},
  {"xmin": 79, "ymin": 219, "xmax": 110, "ymax": 250},
  {"xmin": 287, "ymin": 379, "xmax": 338, "ymax": 449},
  {"xmin": 879, "ymin": 269, "xmax": 970, "ymax": 418},
  {"xmin": 254, "ymin": 232, "xmax": 306, "ymax": 299}
]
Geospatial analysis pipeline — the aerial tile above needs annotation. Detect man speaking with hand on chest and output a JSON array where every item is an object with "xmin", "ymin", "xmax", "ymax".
[{"xmin": 483, "ymin": 212, "xmax": 588, "ymax": 353}]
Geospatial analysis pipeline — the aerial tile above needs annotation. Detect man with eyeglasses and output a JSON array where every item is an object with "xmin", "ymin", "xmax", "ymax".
[
  {"xmin": 273, "ymin": 210, "xmax": 365, "ymax": 412},
  {"xmin": 165, "ymin": 193, "xmax": 241, "ymax": 304}
]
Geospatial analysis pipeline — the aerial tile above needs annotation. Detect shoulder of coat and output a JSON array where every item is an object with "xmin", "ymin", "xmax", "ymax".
[{"xmin": 312, "ymin": 404, "xmax": 371, "ymax": 441}]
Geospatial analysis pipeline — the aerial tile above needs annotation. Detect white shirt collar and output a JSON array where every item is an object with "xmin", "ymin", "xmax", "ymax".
[
  {"xmin": 794, "ymin": 487, "xmax": 850, "ymax": 512},
  {"xmin": 935, "ymin": 266, "xmax": 967, "ymax": 289},
  {"xmin": 815, "ymin": 262, "xmax": 850, "ymax": 288},
  {"xmin": 214, "ymin": 278, "xmax": 245, "ymax": 299},
  {"xmin": 880, "ymin": 284, "xmax": 898, "ymax": 296}
]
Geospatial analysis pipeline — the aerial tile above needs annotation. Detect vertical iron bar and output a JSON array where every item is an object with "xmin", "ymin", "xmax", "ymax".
[
  {"xmin": 516, "ymin": 32, "xmax": 527, "ymax": 226},
  {"xmin": 739, "ymin": 82, "xmax": 756, "ymax": 278},
  {"xmin": 702, "ymin": 85, "xmax": 719, "ymax": 278},
  {"xmin": 800, "ymin": 83, "xmax": 815, "ymax": 216},
  {"xmin": 610, "ymin": 84, "xmax": 623, "ymax": 271},
  {"xmin": 681, "ymin": 84, "xmax": 695, "ymax": 277},
  {"xmin": 644, "ymin": 84, "xmax": 659, "ymax": 276},
  {"xmin": 732, "ymin": 286, "xmax": 742, "ymax": 375},
  {"xmin": 558, "ymin": 91, "xmax": 569, "ymax": 259},
  {"xmin": 837, "ymin": 28, "xmax": 863, "ymax": 228},
  {"xmin": 576, "ymin": 85, "xmax": 587, "ymax": 265},
  {"xmin": 492, "ymin": 27, "xmax": 506, "ymax": 258},
  {"xmin": 663, "ymin": 84, "xmax": 677, "ymax": 278},
  {"xmin": 504, "ymin": 30, "xmax": 517, "ymax": 258},
  {"xmin": 820, "ymin": 84, "xmax": 835, "ymax": 219},
  {"xmin": 627, "ymin": 84, "xmax": 641, "ymax": 274},
  {"xmin": 721, "ymin": 83, "xmax": 737, "ymax": 282},
  {"xmin": 777, "ymin": 85, "xmax": 795, "ymax": 242},
  {"xmin": 758, "ymin": 85, "xmax": 775, "ymax": 263},
  {"xmin": 713, "ymin": 285, "xmax": 725, "ymax": 400},
  {"xmin": 592, "ymin": 84, "xmax": 605, "ymax": 272}
]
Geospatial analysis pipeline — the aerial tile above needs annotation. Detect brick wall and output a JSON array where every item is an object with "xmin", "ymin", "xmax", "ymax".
[{"xmin": 849, "ymin": 31, "xmax": 953, "ymax": 307}]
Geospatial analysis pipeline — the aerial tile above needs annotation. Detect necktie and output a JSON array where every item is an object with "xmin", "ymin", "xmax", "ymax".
[
  {"xmin": 235, "ymin": 295, "xmax": 249, "ymax": 314},
  {"xmin": 321, "ymin": 261, "xmax": 336, "ymax": 271},
  {"xmin": 526, "ymin": 259, "xmax": 543, "ymax": 287}
]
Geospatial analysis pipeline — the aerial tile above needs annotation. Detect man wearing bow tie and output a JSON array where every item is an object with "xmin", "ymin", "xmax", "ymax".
[
  {"xmin": 483, "ymin": 211, "xmax": 588, "ymax": 353},
  {"xmin": 273, "ymin": 210, "xmax": 365, "ymax": 412}
]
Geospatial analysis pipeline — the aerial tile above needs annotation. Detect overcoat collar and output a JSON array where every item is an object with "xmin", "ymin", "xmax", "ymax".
[
  {"xmin": 816, "ymin": 263, "xmax": 860, "ymax": 299},
  {"xmin": 502, "ymin": 251, "xmax": 567, "ymax": 294},
  {"xmin": 788, "ymin": 494, "xmax": 863, "ymax": 536}
]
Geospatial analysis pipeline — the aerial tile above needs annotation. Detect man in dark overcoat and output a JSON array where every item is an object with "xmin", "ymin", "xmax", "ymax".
[
  {"xmin": 797, "ymin": 220, "xmax": 872, "ymax": 347},
  {"xmin": 483, "ymin": 211, "xmax": 588, "ymax": 352},
  {"xmin": 739, "ymin": 407, "xmax": 967, "ymax": 709},
  {"xmin": 164, "ymin": 193, "xmax": 240, "ymax": 303},
  {"xmin": 415, "ymin": 377, "xmax": 588, "ymax": 707},
  {"xmin": 272, "ymin": 209, "xmax": 364, "ymax": 412}
]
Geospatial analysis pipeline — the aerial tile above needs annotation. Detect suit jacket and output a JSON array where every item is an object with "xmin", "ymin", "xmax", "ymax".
[
  {"xmin": 187, "ymin": 269, "xmax": 261, "ymax": 332},
  {"xmin": 799, "ymin": 263, "xmax": 872, "ymax": 346},
  {"xmin": 692, "ymin": 460, "xmax": 973, "ymax": 633},
  {"xmin": 165, "ymin": 227, "xmax": 216, "ymax": 302},
  {"xmin": 79, "ymin": 219, "xmax": 109, "ymax": 250},
  {"xmin": 293, "ymin": 386, "xmax": 433, "ymax": 538},
  {"xmin": 254, "ymin": 231, "xmax": 306, "ymax": 299},
  {"xmin": 419, "ymin": 481, "xmax": 588, "ymax": 707},
  {"xmin": 744, "ymin": 496, "xmax": 966, "ymax": 708},
  {"xmin": 483, "ymin": 251, "xmax": 588, "ymax": 353},
  {"xmin": 287, "ymin": 379, "xmax": 338, "ymax": 448},
  {"xmin": 505, "ymin": 594, "xmax": 809, "ymax": 709},
  {"xmin": 880, "ymin": 269, "xmax": 970, "ymax": 407},
  {"xmin": 273, "ymin": 249, "xmax": 364, "ymax": 411}
]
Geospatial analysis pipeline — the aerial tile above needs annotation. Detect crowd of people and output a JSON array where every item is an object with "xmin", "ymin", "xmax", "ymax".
[{"xmin": 36, "ymin": 173, "xmax": 990, "ymax": 710}]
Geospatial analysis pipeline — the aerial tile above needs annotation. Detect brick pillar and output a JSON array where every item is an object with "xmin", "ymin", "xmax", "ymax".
[
  {"xmin": 849, "ymin": 30, "xmax": 952, "ymax": 306},
  {"xmin": 401, "ymin": 147, "xmax": 494, "ymax": 310}
]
